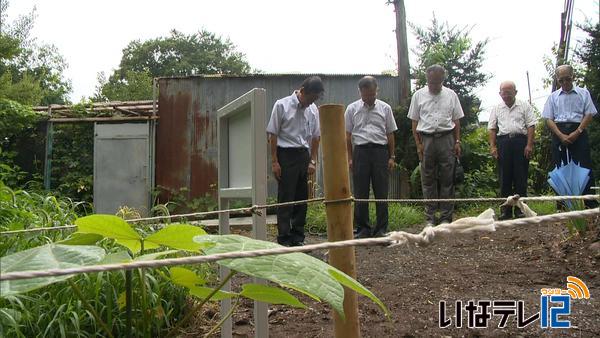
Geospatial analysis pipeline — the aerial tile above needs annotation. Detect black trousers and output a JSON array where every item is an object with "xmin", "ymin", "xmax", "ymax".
[
  {"xmin": 352, "ymin": 144, "xmax": 389, "ymax": 234},
  {"xmin": 551, "ymin": 123, "xmax": 598, "ymax": 208},
  {"xmin": 497, "ymin": 134, "xmax": 529, "ymax": 198},
  {"xmin": 276, "ymin": 147, "xmax": 309, "ymax": 245}
]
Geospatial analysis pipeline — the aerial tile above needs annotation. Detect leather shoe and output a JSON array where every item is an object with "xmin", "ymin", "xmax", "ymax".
[
  {"xmin": 498, "ymin": 206, "xmax": 513, "ymax": 220},
  {"xmin": 372, "ymin": 230, "xmax": 386, "ymax": 238},
  {"xmin": 514, "ymin": 208, "xmax": 525, "ymax": 218},
  {"xmin": 355, "ymin": 229, "xmax": 371, "ymax": 239}
]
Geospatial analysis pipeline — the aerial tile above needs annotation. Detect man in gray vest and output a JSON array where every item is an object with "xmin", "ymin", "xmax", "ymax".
[
  {"xmin": 408, "ymin": 65, "xmax": 464, "ymax": 226},
  {"xmin": 346, "ymin": 76, "xmax": 398, "ymax": 238}
]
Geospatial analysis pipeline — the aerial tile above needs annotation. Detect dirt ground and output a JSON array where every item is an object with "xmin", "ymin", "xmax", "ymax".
[{"xmin": 186, "ymin": 215, "xmax": 600, "ymax": 337}]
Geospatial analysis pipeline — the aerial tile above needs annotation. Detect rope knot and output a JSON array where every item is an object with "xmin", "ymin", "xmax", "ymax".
[
  {"xmin": 501, "ymin": 195, "xmax": 537, "ymax": 217},
  {"xmin": 249, "ymin": 205, "xmax": 262, "ymax": 216}
]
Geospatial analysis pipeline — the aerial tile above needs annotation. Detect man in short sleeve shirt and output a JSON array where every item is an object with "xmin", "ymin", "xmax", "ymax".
[
  {"xmin": 488, "ymin": 81, "xmax": 537, "ymax": 219},
  {"xmin": 345, "ymin": 76, "xmax": 398, "ymax": 238},
  {"xmin": 266, "ymin": 76, "xmax": 323, "ymax": 246},
  {"xmin": 542, "ymin": 64, "xmax": 598, "ymax": 209},
  {"xmin": 408, "ymin": 65, "xmax": 464, "ymax": 225}
]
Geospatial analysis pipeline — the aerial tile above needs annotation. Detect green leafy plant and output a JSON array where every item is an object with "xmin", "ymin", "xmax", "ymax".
[{"xmin": 1, "ymin": 213, "xmax": 389, "ymax": 336}]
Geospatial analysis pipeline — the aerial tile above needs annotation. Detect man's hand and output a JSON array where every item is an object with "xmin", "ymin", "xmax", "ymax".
[
  {"xmin": 490, "ymin": 146, "xmax": 498, "ymax": 159},
  {"xmin": 454, "ymin": 142, "xmax": 462, "ymax": 158},
  {"xmin": 388, "ymin": 158, "xmax": 395, "ymax": 171},
  {"xmin": 348, "ymin": 159, "xmax": 353, "ymax": 170},
  {"xmin": 558, "ymin": 132, "xmax": 572, "ymax": 145},
  {"xmin": 272, "ymin": 161, "xmax": 281, "ymax": 180},
  {"xmin": 307, "ymin": 162, "xmax": 316, "ymax": 175},
  {"xmin": 524, "ymin": 144, "xmax": 533, "ymax": 159},
  {"xmin": 416, "ymin": 143, "xmax": 424, "ymax": 161},
  {"xmin": 566, "ymin": 131, "xmax": 580, "ymax": 144}
]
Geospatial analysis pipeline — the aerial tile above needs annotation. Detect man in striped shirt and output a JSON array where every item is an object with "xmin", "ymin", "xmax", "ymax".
[
  {"xmin": 488, "ymin": 81, "xmax": 536, "ymax": 219},
  {"xmin": 542, "ymin": 64, "xmax": 598, "ymax": 209}
]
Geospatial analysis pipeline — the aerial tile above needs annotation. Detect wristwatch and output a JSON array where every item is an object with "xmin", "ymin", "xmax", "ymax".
[
  {"xmin": 577, "ymin": 128, "xmax": 584, "ymax": 134},
  {"xmin": 310, "ymin": 160, "xmax": 316, "ymax": 165}
]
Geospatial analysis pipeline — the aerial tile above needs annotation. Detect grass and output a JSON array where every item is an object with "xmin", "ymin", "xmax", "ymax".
[
  {"xmin": 306, "ymin": 203, "xmax": 425, "ymax": 234},
  {"xmin": 0, "ymin": 182, "xmax": 191, "ymax": 337},
  {"xmin": 306, "ymin": 200, "xmax": 560, "ymax": 235}
]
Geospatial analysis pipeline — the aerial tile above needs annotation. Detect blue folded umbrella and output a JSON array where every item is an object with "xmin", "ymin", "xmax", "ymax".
[{"xmin": 547, "ymin": 148, "xmax": 590, "ymax": 209}]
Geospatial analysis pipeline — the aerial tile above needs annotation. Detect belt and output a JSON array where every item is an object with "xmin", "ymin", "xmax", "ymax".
[
  {"xmin": 556, "ymin": 122, "xmax": 580, "ymax": 128},
  {"xmin": 420, "ymin": 129, "xmax": 453, "ymax": 138},
  {"xmin": 277, "ymin": 147, "xmax": 308, "ymax": 152},
  {"xmin": 356, "ymin": 143, "xmax": 387, "ymax": 149},
  {"xmin": 497, "ymin": 133, "xmax": 526, "ymax": 139}
]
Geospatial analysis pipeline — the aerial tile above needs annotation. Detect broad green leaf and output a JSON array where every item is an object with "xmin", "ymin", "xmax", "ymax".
[
  {"xmin": 169, "ymin": 267, "xmax": 205, "ymax": 288},
  {"xmin": 100, "ymin": 251, "xmax": 132, "ymax": 264},
  {"xmin": 135, "ymin": 250, "xmax": 179, "ymax": 261},
  {"xmin": 195, "ymin": 235, "xmax": 347, "ymax": 319},
  {"xmin": 75, "ymin": 214, "xmax": 144, "ymax": 253},
  {"xmin": 145, "ymin": 224, "xmax": 208, "ymax": 252},
  {"xmin": 240, "ymin": 283, "xmax": 306, "ymax": 309},
  {"xmin": 328, "ymin": 269, "xmax": 390, "ymax": 318},
  {"xmin": 188, "ymin": 285, "xmax": 237, "ymax": 301},
  {"xmin": 0, "ymin": 244, "xmax": 105, "ymax": 297},
  {"xmin": 57, "ymin": 232, "xmax": 104, "ymax": 245},
  {"xmin": 169, "ymin": 266, "xmax": 235, "ymax": 300}
]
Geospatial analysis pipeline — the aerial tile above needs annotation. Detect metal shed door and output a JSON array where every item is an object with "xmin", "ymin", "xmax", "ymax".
[{"xmin": 94, "ymin": 122, "xmax": 152, "ymax": 215}]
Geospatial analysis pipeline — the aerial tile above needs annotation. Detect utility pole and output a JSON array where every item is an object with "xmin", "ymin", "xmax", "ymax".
[
  {"xmin": 553, "ymin": 0, "xmax": 574, "ymax": 90},
  {"xmin": 389, "ymin": 0, "xmax": 411, "ymax": 105},
  {"xmin": 526, "ymin": 71, "xmax": 532, "ymax": 105}
]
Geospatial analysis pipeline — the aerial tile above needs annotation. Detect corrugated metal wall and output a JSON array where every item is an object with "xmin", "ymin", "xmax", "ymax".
[{"xmin": 156, "ymin": 74, "xmax": 400, "ymax": 200}]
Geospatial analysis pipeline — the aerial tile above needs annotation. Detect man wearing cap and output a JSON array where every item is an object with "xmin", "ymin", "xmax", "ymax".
[
  {"xmin": 345, "ymin": 76, "xmax": 398, "ymax": 238},
  {"xmin": 267, "ymin": 76, "xmax": 324, "ymax": 246},
  {"xmin": 408, "ymin": 65, "xmax": 464, "ymax": 226},
  {"xmin": 488, "ymin": 81, "xmax": 537, "ymax": 219}
]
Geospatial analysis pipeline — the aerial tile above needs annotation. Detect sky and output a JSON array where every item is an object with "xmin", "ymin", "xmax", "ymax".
[{"xmin": 7, "ymin": 0, "xmax": 600, "ymax": 121}]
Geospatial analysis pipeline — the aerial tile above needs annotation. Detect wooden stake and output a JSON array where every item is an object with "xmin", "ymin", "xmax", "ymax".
[{"xmin": 318, "ymin": 104, "xmax": 360, "ymax": 338}]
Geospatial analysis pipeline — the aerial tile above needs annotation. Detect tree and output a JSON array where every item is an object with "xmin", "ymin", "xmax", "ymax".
[
  {"xmin": 573, "ymin": 22, "xmax": 600, "ymax": 183},
  {"xmin": 410, "ymin": 16, "xmax": 490, "ymax": 127},
  {"xmin": 0, "ymin": 1, "xmax": 71, "ymax": 105},
  {"xmin": 393, "ymin": 16, "xmax": 491, "ymax": 197},
  {"xmin": 97, "ymin": 29, "xmax": 252, "ymax": 101}
]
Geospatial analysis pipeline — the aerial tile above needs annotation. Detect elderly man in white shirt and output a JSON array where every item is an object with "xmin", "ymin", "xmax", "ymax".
[
  {"xmin": 408, "ymin": 65, "xmax": 464, "ymax": 226},
  {"xmin": 542, "ymin": 64, "xmax": 598, "ymax": 209},
  {"xmin": 267, "ymin": 76, "xmax": 323, "ymax": 246},
  {"xmin": 488, "ymin": 81, "xmax": 536, "ymax": 220},
  {"xmin": 345, "ymin": 76, "xmax": 398, "ymax": 238}
]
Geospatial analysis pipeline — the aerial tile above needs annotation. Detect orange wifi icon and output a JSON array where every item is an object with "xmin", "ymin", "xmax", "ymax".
[{"xmin": 566, "ymin": 276, "xmax": 590, "ymax": 300}]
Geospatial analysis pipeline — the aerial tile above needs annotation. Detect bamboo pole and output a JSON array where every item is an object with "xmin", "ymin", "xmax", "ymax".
[{"xmin": 318, "ymin": 104, "xmax": 360, "ymax": 338}]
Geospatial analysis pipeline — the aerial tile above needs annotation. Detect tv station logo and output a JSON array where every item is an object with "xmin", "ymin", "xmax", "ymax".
[{"xmin": 439, "ymin": 276, "xmax": 590, "ymax": 329}]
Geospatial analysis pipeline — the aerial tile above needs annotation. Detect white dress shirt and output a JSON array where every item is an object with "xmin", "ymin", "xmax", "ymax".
[
  {"xmin": 488, "ymin": 99, "xmax": 537, "ymax": 136},
  {"xmin": 407, "ymin": 86, "xmax": 464, "ymax": 133},
  {"xmin": 541, "ymin": 86, "xmax": 598, "ymax": 123},
  {"xmin": 266, "ymin": 92, "xmax": 320, "ymax": 148},
  {"xmin": 345, "ymin": 99, "xmax": 398, "ymax": 145}
]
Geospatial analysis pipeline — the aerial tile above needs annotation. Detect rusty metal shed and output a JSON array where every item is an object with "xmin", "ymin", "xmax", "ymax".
[{"xmin": 156, "ymin": 74, "xmax": 400, "ymax": 200}]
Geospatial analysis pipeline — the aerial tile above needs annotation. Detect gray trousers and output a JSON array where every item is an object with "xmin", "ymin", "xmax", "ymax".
[
  {"xmin": 420, "ymin": 132, "xmax": 456, "ymax": 223},
  {"xmin": 352, "ymin": 144, "xmax": 389, "ymax": 234}
]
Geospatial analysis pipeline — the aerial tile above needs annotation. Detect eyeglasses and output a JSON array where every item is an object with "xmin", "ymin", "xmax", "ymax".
[{"xmin": 558, "ymin": 77, "xmax": 573, "ymax": 83}]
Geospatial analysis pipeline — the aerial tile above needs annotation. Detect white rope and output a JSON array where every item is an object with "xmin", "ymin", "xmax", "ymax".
[
  {"xmin": 354, "ymin": 194, "xmax": 600, "ymax": 204},
  {"xmin": 1, "ymin": 207, "xmax": 597, "ymax": 282},
  {"xmin": 1, "ymin": 194, "xmax": 597, "ymax": 236}
]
